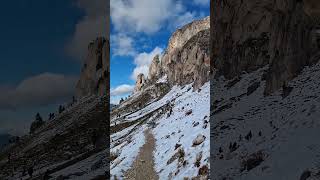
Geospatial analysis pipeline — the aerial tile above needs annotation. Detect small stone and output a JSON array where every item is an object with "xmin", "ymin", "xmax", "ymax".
[
  {"xmin": 185, "ymin": 109, "xmax": 193, "ymax": 116},
  {"xmin": 198, "ymin": 165, "xmax": 209, "ymax": 176},
  {"xmin": 175, "ymin": 143, "xmax": 182, "ymax": 150},
  {"xmin": 193, "ymin": 122, "xmax": 200, "ymax": 127}
]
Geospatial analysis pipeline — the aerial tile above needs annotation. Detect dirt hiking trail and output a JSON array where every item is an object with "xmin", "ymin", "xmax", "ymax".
[{"xmin": 124, "ymin": 129, "xmax": 158, "ymax": 180}]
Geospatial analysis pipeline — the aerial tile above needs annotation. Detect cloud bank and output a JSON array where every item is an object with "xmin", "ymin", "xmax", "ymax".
[
  {"xmin": 0, "ymin": 73, "xmax": 77, "ymax": 110},
  {"xmin": 131, "ymin": 47, "xmax": 163, "ymax": 80},
  {"xmin": 111, "ymin": 0, "xmax": 186, "ymax": 34},
  {"xmin": 111, "ymin": 84, "xmax": 134, "ymax": 96},
  {"xmin": 111, "ymin": 34, "xmax": 136, "ymax": 57}
]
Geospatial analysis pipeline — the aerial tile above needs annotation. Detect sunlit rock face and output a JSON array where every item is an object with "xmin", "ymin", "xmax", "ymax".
[
  {"xmin": 131, "ymin": 17, "xmax": 210, "ymax": 92},
  {"xmin": 75, "ymin": 37, "xmax": 109, "ymax": 99},
  {"xmin": 148, "ymin": 55, "xmax": 162, "ymax": 82},
  {"xmin": 134, "ymin": 73, "xmax": 146, "ymax": 93},
  {"xmin": 161, "ymin": 16, "xmax": 210, "ymax": 89}
]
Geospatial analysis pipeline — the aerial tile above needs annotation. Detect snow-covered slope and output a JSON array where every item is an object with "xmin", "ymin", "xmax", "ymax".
[
  {"xmin": 110, "ymin": 82, "xmax": 210, "ymax": 179},
  {"xmin": 211, "ymin": 61, "xmax": 320, "ymax": 180},
  {"xmin": 0, "ymin": 95, "xmax": 109, "ymax": 180}
]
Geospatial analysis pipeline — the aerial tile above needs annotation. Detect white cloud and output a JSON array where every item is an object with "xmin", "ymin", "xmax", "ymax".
[
  {"xmin": 110, "ymin": 0, "xmax": 207, "ymax": 59},
  {"xmin": 0, "ymin": 73, "xmax": 77, "ymax": 110},
  {"xmin": 111, "ymin": 84, "xmax": 134, "ymax": 96},
  {"xmin": 111, "ymin": 0, "xmax": 184, "ymax": 34},
  {"xmin": 111, "ymin": 34, "xmax": 136, "ymax": 56},
  {"xmin": 193, "ymin": 0, "xmax": 209, "ymax": 6},
  {"xmin": 66, "ymin": 0, "xmax": 108, "ymax": 60},
  {"xmin": 130, "ymin": 47, "xmax": 163, "ymax": 80},
  {"xmin": 170, "ymin": 11, "xmax": 197, "ymax": 30},
  {"xmin": 131, "ymin": 66, "xmax": 149, "ymax": 81},
  {"xmin": 110, "ymin": 83, "xmax": 134, "ymax": 104}
]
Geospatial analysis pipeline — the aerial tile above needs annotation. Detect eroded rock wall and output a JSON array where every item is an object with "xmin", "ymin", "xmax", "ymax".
[
  {"xmin": 211, "ymin": 0, "xmax": 320, "ymax": 94},
  {"xmin": 161, "ymin": 17, "xmax": 210, "ymax": 89},
  {"xmin": 75, "ymin": 37, "xmax": 109, "ymax": 99}
]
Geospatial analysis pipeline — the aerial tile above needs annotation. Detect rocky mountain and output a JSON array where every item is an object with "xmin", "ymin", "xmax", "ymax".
[
  {"xmin": 110, "ymin": 16, "xmax": 210, "ymax": 179},
  {"xmin": 76, "ymin": 37, "xmax": 109, "ymax": 99},
  {"xmin": 132, "ymin": 16, "xmax": 210, "ymax": 93},
  {"xmin": 0, "ymin": 38, "xmax": 109, "ymax": 180},
  {"xmin": 161, "ymin": 16, "xmax": 210, "ymax": 90},
  {"xmin": 210, "ymin": 0, "xmax": 320, "ymax": 179},
  {"xmin": 211, "ymin": 0, "xmax": 320, "ymax": 95}
]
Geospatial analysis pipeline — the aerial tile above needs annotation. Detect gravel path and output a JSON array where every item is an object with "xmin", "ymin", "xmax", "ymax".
[{"xmin": 124, "ymin": 129, "xmax": 158, "ymax": 180}]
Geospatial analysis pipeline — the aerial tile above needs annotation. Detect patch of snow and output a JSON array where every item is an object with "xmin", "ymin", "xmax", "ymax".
[
  {"xmin": 156, "ymin": 75, "xmax": 168, "ymax": 83},
  {"xmin": 110, "ymin": 81, "xmax": 210, "ymax": 179},
  {"xmin": 110, "ymin": 125, "xmax": 146, "ymax": 179},
  {"xmin": 153, "ymin": 82, "xmax": 210, "ymax": 179},
  {"xmin": 211, "ymin": 62, "xmax": 320, "ymax": 179}
]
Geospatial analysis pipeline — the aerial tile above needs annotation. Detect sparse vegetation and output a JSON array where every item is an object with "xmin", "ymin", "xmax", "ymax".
[
  {"xmin": 58, "ymin": 105, "xmax": 65, "ymax": 114},
  {"xmin": 29, "ymin": 113, "xmax": 45, "ymax": 134}
]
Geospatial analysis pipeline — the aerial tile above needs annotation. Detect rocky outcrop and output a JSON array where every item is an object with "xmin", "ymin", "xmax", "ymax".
[
  {"xmin": 148, "ymin": 55, "xmax": 162, "ymax": 81},
  {"xmin": 75, "ymin": 37, "xmax": 109, "ymax": 99},
  {"xmin": 161, "ymin": 17, "xmax": 210, "ymax": 89},
  {"xmin": 131, "ymin": 17, "xmax": 209, "ymax": 92},
  {"xmin": 164, "ymin": 16, "xmax": 210, "ymax": 56},
  {"xmin": 211, "ymin": 0, "xmax": 320, "ymax": 94},
  {"xmin": 171, "ymin": 29, "xmax": 210, "ymax": 89},
  {"xmin": 134, "ymin": 73, "xmax": 146, "ymax": 92}
]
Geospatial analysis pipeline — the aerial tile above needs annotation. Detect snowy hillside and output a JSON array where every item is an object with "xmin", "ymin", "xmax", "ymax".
[
  {"xmin": 0, "ymin": 95, "xmax": 109, "ymax": 180},
  {"xmin": 110, "ymin": 81, "xmax": 210, "ymax": 179},
  {"xmin": 211, "ymin": 61, "xmax": 320, "ymax": 180}
]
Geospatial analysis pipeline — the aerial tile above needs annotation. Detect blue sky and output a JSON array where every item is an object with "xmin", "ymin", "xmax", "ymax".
[
  {"xmin": 0, "ymin": 0, "xmax": 107, "ymax": 135},
  {"xmin": 110, "ymin": 0, "xmax": 210, "ymax": 104}
]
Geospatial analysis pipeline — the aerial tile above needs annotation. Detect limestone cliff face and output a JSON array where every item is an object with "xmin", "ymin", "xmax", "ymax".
[
  {"xmin": 165, "ymin": 29, "xmax": 210, "ymax": 89},
  {"xmin": 132, "ymin": 17, "xmax": 210, "ymax": 93},
  {"xmin": 75, "ymin": 37, "xmax": 109, "ymax": 99},
  {"xmin": 148, "ymin": 55, "xmax": 162, "ymax": 81},
  {"xmin": 134, "ymin": 73, "xmax": 146, "ymax": 92},
  {"xmin": 164, "ymin": 16, "xmax": 210, "ymax": 56},
  {"xmin": 211, "ymin": 0, "xmax": 320, "ymax": 94},
  {"xmin": 161, "ymin": 16, "xmax": 210, "ymax": 89}
]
